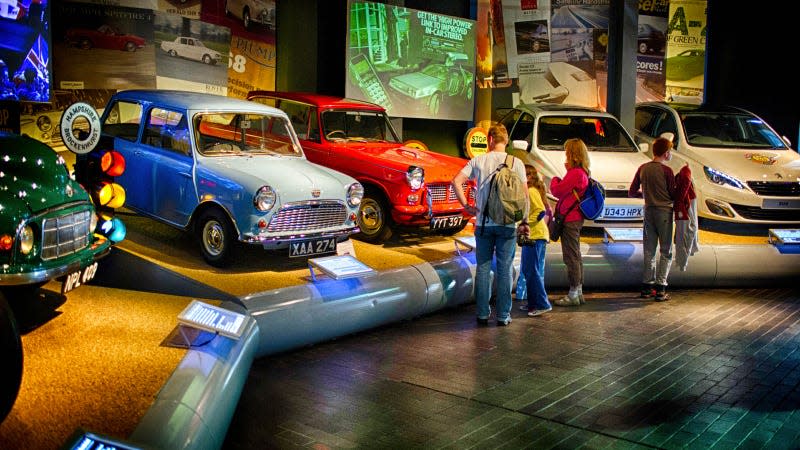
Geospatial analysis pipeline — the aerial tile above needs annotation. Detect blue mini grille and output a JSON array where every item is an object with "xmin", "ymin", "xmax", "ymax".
[{"xmin": 267, "ymin": 201, "xmax": 347, "ymax": 233}]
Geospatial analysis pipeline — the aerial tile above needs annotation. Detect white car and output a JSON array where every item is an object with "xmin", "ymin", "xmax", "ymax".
[
  {"xmin": 160, "ymin": 36, "xmax": 222, "ymax": 65},
  {"xmin": 499, "ymin": 103, "xmax": 651, "ymax": 228},
  {"xmin": 635, "ymin": 102, "xmax": 800, "ymax": 224},
  {"xmin": 225, "ymin": 0, "xmax": 276, "ymax": 30}
]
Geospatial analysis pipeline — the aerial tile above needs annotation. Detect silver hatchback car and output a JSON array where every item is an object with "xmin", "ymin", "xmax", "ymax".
[{"xmin": 635, "ymin": 102, "xmax": 800, "ymax": 224}]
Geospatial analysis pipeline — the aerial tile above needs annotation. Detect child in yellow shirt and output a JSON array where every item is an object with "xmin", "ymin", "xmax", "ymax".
[{"xmin": 516, "ymin": 165, "xmax": 552, "ymax": 316}]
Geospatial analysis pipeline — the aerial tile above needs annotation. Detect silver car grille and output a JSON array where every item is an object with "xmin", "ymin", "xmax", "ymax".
[
  {"xmin": 428, "ymin": 183, "xmax": 473, "ymax": 203},
  {"xmin": 267, "ymin": 201, "xmax": 347, "ymax": 233},
  {"xmin": 747, "ymin": 181, "xmax": 800, "ymax": 197},
  {"xmin": 41, "ymin": 210, "xmax": 92, "ymax": 260}
]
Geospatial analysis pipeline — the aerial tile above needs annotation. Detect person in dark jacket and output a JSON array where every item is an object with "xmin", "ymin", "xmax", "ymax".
[{"xmin": 629, "ymin": 137, "xmax": 677, "ymax": 301}]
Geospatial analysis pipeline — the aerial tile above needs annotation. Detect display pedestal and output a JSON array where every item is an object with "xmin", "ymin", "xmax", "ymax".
[
  {"xmin": 454, "ymin": 235, "xmax": 476, "ymax": 255},
  {"xmin": 603, "ymin": 227, "xmax": 643, "ymax": 243},
  {"xmin": 308, "ymin": 254, "xmax": 376, "ymax": 281}
]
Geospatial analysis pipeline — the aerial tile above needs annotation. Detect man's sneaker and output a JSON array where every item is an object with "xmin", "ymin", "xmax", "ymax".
[
  {"xmin": 528, "ymin": 307, "xmax": 552, "ymax": 317},
  {"xmin": 554, "ymin": 295, "xmax": 580, "ymax": 306},
  {"xmin": 519, "ymin": 305, "xmax": 530, "ymax": 311},
  {"xmin": 496, "ymin": 317, "xmax": 512, "ymax": 326},
  {"xmin": 640, "ymin": 284, "xmax": 656, "ymax": 298},
  {"xmin": 476, "ymin": 317, "xmax": 489, "ymax": 326},
  {"xmin": 654, "ymin": 284, "xmax": 669, "ymax": 302}
]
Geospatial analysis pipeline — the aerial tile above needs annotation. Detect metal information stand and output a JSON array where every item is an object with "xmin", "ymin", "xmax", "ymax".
[
  {"xmin": 603, "ymin": 227, "xmax": 643, "ymax": 243},
  {"xmin": 308, "ymin": 254, "xmax": 376, "ymax": 281}
]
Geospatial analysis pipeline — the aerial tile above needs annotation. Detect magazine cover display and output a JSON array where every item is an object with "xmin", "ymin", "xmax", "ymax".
[
  {"xmin": 665, "ymin": 0, "xmax": 706, "ymax": 102},
  {"xmin": 636, "ymin": 0, "xmax": 668, "ymax": 102}
]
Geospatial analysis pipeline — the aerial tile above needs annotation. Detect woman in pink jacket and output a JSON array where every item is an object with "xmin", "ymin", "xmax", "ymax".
[{"xmin": 549, "ymin": 138, "xmax": 590, "ymax": 306}]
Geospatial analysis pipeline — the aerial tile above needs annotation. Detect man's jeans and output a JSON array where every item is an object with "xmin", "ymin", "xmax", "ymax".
[
  {"xmin": 474, "ymin": 225, "xmax": 516, "ymax": 321},
  {"xmin": 643, "ymin": 206, "xmax": 674, "ymax": 286}
]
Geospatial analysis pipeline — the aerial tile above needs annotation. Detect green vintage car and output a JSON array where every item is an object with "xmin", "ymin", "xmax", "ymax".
[
  {"xmin": 0, "ymin": 132, "xmax": 112, "ymax": 296},
  {"xmin": 0, "ymin": 131, "xmax": 113, "ymax": 423}
]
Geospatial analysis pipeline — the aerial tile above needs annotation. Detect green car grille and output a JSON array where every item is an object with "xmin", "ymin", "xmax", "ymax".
[{"xmin": 41, "ymin": 209, "xmax": 92, "ymax": 261}]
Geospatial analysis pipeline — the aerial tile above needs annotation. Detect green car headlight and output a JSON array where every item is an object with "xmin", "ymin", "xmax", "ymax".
[{"xmin": 19, "ymin": 225, "xmax": 34, "ymax": 255}]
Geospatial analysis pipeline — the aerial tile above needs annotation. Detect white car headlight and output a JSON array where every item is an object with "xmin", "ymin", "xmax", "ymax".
[
  {"xmin": 406, "ymin": 166, "xmax": 424, "ymax": 190},
  {"xmin": 703, "ymin": 166, "xmax": 745, "ymax": 189},
  {"xmin": 254, "ymin": 186, "xmax": 277, "ymax": 211},
  {"xmin": 347, "ymin": 182, "xmax": 364, "ymax": 207}
]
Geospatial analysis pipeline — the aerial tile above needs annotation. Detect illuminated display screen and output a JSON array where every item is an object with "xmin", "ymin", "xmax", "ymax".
[
  {"xmin": 770, "ymin": 229, "xmax": 800, "ymax": 245},
  {"xmin": 67, "ymin": 431, "xmax": 140, "ymax": 450},
  {"xmin": 177, "ymin": 300, "xmax": 247, "ymax": 339},
  {"xmin": 345, "ymin": 1, "xmax": 476, "ymax": 121},
  {"xmin": 0, "ymin": 0, "xmax": 51, "ymax": 102},
  {"xmin": 604, "ymin": 227, "xmax": 643, "ymax": 242}
]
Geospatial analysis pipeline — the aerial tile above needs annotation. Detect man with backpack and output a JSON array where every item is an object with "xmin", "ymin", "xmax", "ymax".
[{"xmin": 452, "ymin": 123, "xmax": 528, "ymax": 326}]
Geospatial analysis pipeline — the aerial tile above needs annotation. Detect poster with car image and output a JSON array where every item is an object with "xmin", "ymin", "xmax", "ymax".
[
  {"xmin": 226, "ymin": 35, "xmax": 276, "ymax": 99},
  {"xmin": 52, "ymin": 2, "xmax": 156, "ymax": 91},
  {"xmin": 345, "ymin": 1, "xmax": 476, "ymax": 121},
  {"xmin": 154, "ymin": 11, "xmax": 230, "ymax": 94},
  {"xmin": 636, "ymin": 0, "xmax": 668, "ymax": 103},
  {"xmin": 665, "ymin": 0, "xmax": 706, "ymax": 101},
  {"xmin": 158, "ymin": 0, "xmax": 202, "ymax": 20},
  {"xmin": 201, "ymin": 0, "xmax": 277, "ymax": 98},
  {"xmin": 0, "ymin": 0, "xmax": 51, "ymax": 103},
  {"xmin": 501, "ymin": 0, "xmax": 551, "ymax": 79}
]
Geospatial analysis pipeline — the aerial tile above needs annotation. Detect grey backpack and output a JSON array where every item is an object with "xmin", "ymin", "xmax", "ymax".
[{"xmin": 483, "ymin": 154, "xmax": 527, "ymax": 226}]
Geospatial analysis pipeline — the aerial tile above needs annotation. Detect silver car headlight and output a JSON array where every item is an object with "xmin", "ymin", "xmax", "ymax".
[
  {"xmin": 703, "ymin": 166, "xmax": 745, "ymax": 189},
  {"xmin": 347, "ymin": 182, "xmax": 364, "ymax": 207},
  {"xmin": 254, "ymin": 186, "xmax": 277, "ymax": 211},
  {"xmin": 19, "ymin": 225, "xmax": 34, "ymax": 255},
  {"xmin": 406, "ymin": 166, "xmax": 424, "ymax": 190},
  {"xmin": 90, "ymin": 212, "xmax": 98, "ymax": 233}
]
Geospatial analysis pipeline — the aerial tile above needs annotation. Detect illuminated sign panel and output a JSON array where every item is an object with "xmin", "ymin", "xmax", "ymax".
[{"xmin": 177, "ymin": 300, "xmax": 247, "ymax": 339}]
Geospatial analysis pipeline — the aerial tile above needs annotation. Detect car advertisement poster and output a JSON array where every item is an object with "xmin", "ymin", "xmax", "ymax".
[
  {"xmin": 154, "ymin": 12, "xmax": 230, "ymax": 95},
  {"xmin": 665, "ymin": 0, "xmax": 706, "ymax": 104},
  {"xmin": 201, "ymin": 0, "xmax": 278, "ymax": 98},
  {"xmin": 501, "ymin": 0, "xmax": 551, "ymax": 79},
  {"xmin": 505, "ymin": 0, "xmax": 606, "ymax": 109},
  {"xmin": 158, "ymin": 0, "xmax": 202, "ymax": 20},
  {"xmin": 476, "ymin": 0, "xmax": 513, "ymax": 89},
  {"xmin": 636, "ymin": 0, "xmax": 668, "ymax": 104},
  {"xmin": 52, "ymin": 2, "xmax": 156, "ymax": 91},
  {"xmin": 226, "ymin": 35, "xmax": 276, "ymax": 99},
  {"xmin": 345, "ymin": 1, "xmax": 476, "ymax": 121}
]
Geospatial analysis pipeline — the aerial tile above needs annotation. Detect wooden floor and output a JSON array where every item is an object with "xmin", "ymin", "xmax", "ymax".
[{"xmin": 224, "ymin": 287, "xmax": 800, "ymax": 449}]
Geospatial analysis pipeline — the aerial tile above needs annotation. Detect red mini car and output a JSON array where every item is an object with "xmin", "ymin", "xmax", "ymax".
[
  {"xmin": 248, "ymin": 91, "xmax": 475, "ymax": 242},
  {"xmin": 66, "ymin": 25, "xmax": 146, "ymax": 52}
]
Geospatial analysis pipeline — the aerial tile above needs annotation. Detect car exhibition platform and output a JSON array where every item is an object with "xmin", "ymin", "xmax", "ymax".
[{"xmin": 1, "ymin": 217, "xmax": 799, "ymax": 449}]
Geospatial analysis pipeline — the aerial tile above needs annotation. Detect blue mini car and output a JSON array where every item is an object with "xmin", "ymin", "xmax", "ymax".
[{"xmin": 85, "ymin": 90, "xmax": 363, "ymax": 267}]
